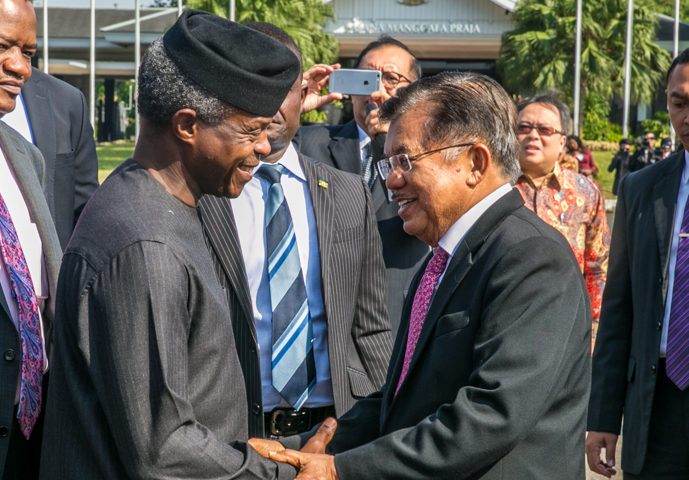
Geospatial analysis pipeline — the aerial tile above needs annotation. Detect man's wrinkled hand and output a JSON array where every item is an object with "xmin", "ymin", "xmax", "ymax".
[
  {"xmin": 248, "ymin": 438, "xmax": 285, "ymax": 458},
  {"xmin": 269, "ymin": 450, "xmax": 339, "ymax": 480},
  {"xmin": 301, "ymin": 417, "xmax": 337, "ymax": 453},
  {"xmin": 301, "ymin": 63, "xmax": 342, "ymax": 114},
  {"xmin": 585, "ymin": 431, "xmax": 618, "ymax": 478}
]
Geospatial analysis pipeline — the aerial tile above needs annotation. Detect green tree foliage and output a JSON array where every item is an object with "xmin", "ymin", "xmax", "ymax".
[
  {"xmin": 655, "ymin": 0, "xmax": 689, "ymax": 22},
  {"xmin": 497, "ymin": 0, "xmax": 671, "ymax": 134},
  {"xmin": 185, "ymin": 0, "xmax": 338, "ymax": 68}
]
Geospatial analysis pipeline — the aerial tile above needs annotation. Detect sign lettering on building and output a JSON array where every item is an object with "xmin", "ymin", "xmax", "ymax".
[
  {"xmin": 337, "ymin": 18, "xmax": 482, "ymax": 36},
  {"xmin": 398, "ymin": 0, "xmax": 427, "ymax": 5}
]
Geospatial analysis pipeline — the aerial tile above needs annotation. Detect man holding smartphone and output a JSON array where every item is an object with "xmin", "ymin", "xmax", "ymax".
[{"xmin": 296, "ymin": 36, "xmax": 430, "ymax": 334}]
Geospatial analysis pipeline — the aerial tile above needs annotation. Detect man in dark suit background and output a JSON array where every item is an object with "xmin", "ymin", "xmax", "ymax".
[
  {"xmin": 296, "ymin": 37, "xmax": 429, "ymax": 334},
  {"xmin": 199, "ymin": 23, "xmax": 392, "ymax": 440},
  {"xmin": 253, "ymin": 71, "xmax": 591, "ymax": 479},
  {"xmin": 0, "ymin": 0, "xmax": 62, "ymax": 477},
  {"xmin": 2, "ymin": 64, "xmax": 98, "ymax": 249},
  {"xmin": 587, "ymin": 48, "xmax": 689, "ymax": 479}
]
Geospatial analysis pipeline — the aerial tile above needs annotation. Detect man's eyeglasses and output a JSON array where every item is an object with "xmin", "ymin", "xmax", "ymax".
[
  {"xmin": 376, "ymin": 143, "xmax": 474, "ymax": 180},
  {"xmin": 516, "ymin": 123, "xmax": 565, "ymax": 137},
  {"xmin": 381, "ymin": 71, "xmax": 413, "ymax": 90}
]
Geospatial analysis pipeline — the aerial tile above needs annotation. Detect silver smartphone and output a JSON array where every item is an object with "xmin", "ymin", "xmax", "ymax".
[{"xmin": 329, "ymin": 69, "xmax": 381, "ymax": 96}]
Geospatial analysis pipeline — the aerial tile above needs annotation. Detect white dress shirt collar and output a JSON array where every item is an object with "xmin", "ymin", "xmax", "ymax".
[{"xmin": 438, "ymin": 183, "xmax": 513, "ymax": 258}]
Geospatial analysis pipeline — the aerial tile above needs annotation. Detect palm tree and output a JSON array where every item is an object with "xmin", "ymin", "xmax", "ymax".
[
  {"xmin": 185, "ymin": 0, "xmax": 338, "ymax": 68},
  {"xmin": 497, "ymin": 0, "xmax": 671, "ymax": 131}
]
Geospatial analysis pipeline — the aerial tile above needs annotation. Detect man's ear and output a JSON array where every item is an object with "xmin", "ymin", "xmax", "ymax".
[
  {"xmin": 171, "ymin": 109, "xmax": 199, "ymax": 145},
  {"xmin": 466, "ymin": 143, "xmax": 491, "ymax": 187}
]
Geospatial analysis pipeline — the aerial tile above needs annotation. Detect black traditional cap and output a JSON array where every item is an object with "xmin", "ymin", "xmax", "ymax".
[
  {"xmin": 162, "ymin": 10, "xmax": 300, "ymax": 117},
  {"xmin": 619, "ymin": 138, "xmax": 632, "ymax": 146},
  {"xmin": 662, "ymin": 137, "xmax": 673, "ymax": 148}
]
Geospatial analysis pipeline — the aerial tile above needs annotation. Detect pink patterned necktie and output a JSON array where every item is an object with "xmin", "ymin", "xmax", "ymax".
[
  {"xmin": 395, "ymin": 247, "xmax": 450, "ymax": 395},
  {"xmin": 0, "ymin": 192, "xmax": 43, "ymax": 438}
]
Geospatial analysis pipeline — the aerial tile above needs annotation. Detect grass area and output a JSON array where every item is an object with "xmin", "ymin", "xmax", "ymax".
[
  {"xmin": 95, "ymin": 142, "xmax": 619, "ymax": 201},
  {"xmin": 97, "ymin": 141, "xmax": 134, "ymax": 183},
  {"xmin": 592, "ymin": 150, "xmax": 616, "ymax": 200}
]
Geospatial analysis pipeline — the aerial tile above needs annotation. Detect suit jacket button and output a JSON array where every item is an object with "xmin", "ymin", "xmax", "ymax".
[
  {"xmin": 3, "ymin": 350, "xmax": 15, "ymax": 362},
  {"xmin": 651, "ymin": 364, "xmax": 657, "ymax": 374},
  {"xmin": 0, "ymin": 426, "xmax": 8, "ymax": 437},
  {"xmin": 657, "ymin": 321, "xmax": 663, "ymax": 330},
  {"xmin": 252, "ymin": 403, "xmax": 262, "ymax": 415}
]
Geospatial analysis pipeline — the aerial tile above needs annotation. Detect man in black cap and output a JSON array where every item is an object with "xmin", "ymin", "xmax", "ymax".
[{"xmin": 39, "ymin": 11, "xmax": 302, "ymax": 478}]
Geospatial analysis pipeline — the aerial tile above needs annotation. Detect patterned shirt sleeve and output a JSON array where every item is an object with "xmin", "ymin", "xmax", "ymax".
[{"xmin": 584, "ymin": 185, "xmax": 610, "ymax": 326}]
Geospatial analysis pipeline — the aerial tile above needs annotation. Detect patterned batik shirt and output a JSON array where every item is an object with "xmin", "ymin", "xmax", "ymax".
[{"xmin": 516, "ymin": 163, "xmax": 610, "ymax": 350}]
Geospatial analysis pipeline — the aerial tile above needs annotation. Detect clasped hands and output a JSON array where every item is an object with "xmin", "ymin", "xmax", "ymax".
[{"xmin": 248, "ymin": 417, "xmax": 339, "ymax": 480}]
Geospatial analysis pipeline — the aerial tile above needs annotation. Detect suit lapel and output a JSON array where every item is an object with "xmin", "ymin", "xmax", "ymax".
[
  {"xmin": 387, "ymin": 189, "xmax": 524, "ymax": 409},
  {"xmin": 300, "ymin": 154, "xmax": 334, "ymax": 311},
  {"xmin": 198, "ymin": 197, "xmax": 254, "ymax": 339},
  {"xmin": 328, "ymin": 120, "xmax": 362, "ymax": 174},
  {"xmin": 22, "ymin": 70, "xmax": 57, "ymax": 209},
  {"xmin": 654, "ymin": 152, "xmax": 685, "ymax": 278}
]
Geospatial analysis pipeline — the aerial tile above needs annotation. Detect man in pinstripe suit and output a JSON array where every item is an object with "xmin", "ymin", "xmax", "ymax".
[{"xmin": 198, "ymin": 23, "xmax": 393, "ymax": 439}]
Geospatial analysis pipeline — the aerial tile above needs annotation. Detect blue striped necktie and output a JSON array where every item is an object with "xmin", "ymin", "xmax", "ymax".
[
  {"xmin": 256, "ymin": 164, "xmax": 316, "ymax": 409},
  {"xmin": 668, "ymin": 199, "xmax": 689, "ymax": 390}
]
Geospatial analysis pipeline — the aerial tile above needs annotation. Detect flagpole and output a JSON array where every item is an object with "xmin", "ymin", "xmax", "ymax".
[
  {"xmin": 622, "ymin": 0, "xmax": 633, "ymax": 139},
  {"xmin": 573, "ymin": 0, "xmax": 582, "ymax": 135},
  {"xmin": 43, "ymin": 0, "xmax": 49, "ymax": 73}
]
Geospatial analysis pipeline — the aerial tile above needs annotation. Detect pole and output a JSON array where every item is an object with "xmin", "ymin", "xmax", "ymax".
[
  {"xmin": 177, "ymin": 0, "xmax": 182, "ymax": 17},
  {"xmin": 229, "ymin": 0, "xmax": 235, "ymax": 21},
  {"xmin": 573, "ymin": 0, "xmax": 582, "ymax": 135},
  {"xmin": 43, "ymin": 0, "xmax": 49, "ymax": 73},
  {"xmin": 89, "ymin": 0, "xmax": 95, "ymax": 132},
  {"xmin": 622, "ymin": 0, "xmax": 633, "ymax": 139},
  {"xmin": 135, "ymin": 0, "xmax": 141, "ymax": 140},
  {"xmin": 671, "ymin": 0, "xmax": 680, "ymax": 148}
]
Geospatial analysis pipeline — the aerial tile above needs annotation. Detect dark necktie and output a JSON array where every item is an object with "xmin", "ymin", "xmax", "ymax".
[
  {"xmin": 0, "ymin": 192, "xmax": 43, "ymax": 437},
  {"xmin": 255, "ymin": 164, "xmax": 316, "ymax": 410},
  {"xmin": 667, "ymin": 198, "xmax": 689, "ymax": 390}
]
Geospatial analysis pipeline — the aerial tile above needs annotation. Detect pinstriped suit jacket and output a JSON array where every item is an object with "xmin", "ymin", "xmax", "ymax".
[
  {"xmin": 295, "ymin": 121, "xmax": 430, "ymax": 335},
  {"xmin": 198, "ymin": 151, "xmax": 393, "ymax": 437}
]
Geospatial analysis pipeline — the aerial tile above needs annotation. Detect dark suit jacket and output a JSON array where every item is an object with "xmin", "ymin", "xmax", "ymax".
[
  {"xmin": 0, "ymin": 123, "xmax": 61, "ymax": 474},
  {"xmin": 285, "ymin": 188, "xmax": 591, "ymax": 479},
  {"xmin": 198, "ymin": 152, "xmax": 393, "ymax": 437},
  {"xmin": 588, "ymin": 151, "xmax": 686, "ymax": 474},
  {"xmin": 295, "ymin": 121, "xmax": 430, "ymax": 334},
  {"xmin": 21, "ymin": 68, "xmax": 99, "ymax": 249}
]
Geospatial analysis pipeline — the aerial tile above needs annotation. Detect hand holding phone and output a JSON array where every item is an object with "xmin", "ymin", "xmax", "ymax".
[{"xmin": 329, "ymin": 69, "xmax": 382, "ymax": 96}]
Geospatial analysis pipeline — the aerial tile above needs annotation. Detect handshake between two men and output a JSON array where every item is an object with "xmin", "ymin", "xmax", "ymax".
[{"xmin": 249, "ymin": 418, "xmax": 339, "ymax": 480}]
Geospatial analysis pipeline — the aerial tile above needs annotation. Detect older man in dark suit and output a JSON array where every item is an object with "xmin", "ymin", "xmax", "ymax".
[
  {"xmin": 0, "ymin": 1, "xmax": 62, "ymax": 478},
  {"xmin": 252, "ymin": 71, "xmax": 591, "ymax": 479},
  {"xmin": 296, "ymin": 37, "xmax": 430, "ymax": 334},
  {"xmin": 39, "ymin": 12, "xmax": 304, "ymax": 479},
  {"xmin": 199, "ymin": 23, "xmax": 392, "ymax": 440},
  {"xmin": 587, "ymin": 48, "xmax": 689, "ymax": 479}
]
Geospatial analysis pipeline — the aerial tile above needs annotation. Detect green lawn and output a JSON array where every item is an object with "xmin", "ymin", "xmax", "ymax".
[
  {"xmin": 97, "ymin": 141, "xmax": 134, "ymax": 183},
  {"xmin": 95, "ymin": 141, "xmax": 619, "ymax": 200},
  {"xmin": 592, "ymin": 150, "xmax": 616, "ymax": 199}
]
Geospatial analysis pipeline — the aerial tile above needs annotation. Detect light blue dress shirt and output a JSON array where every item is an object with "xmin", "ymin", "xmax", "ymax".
[{"xmin": 231, "ymin": 143, "xmax": 333, "ymax": 410}]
